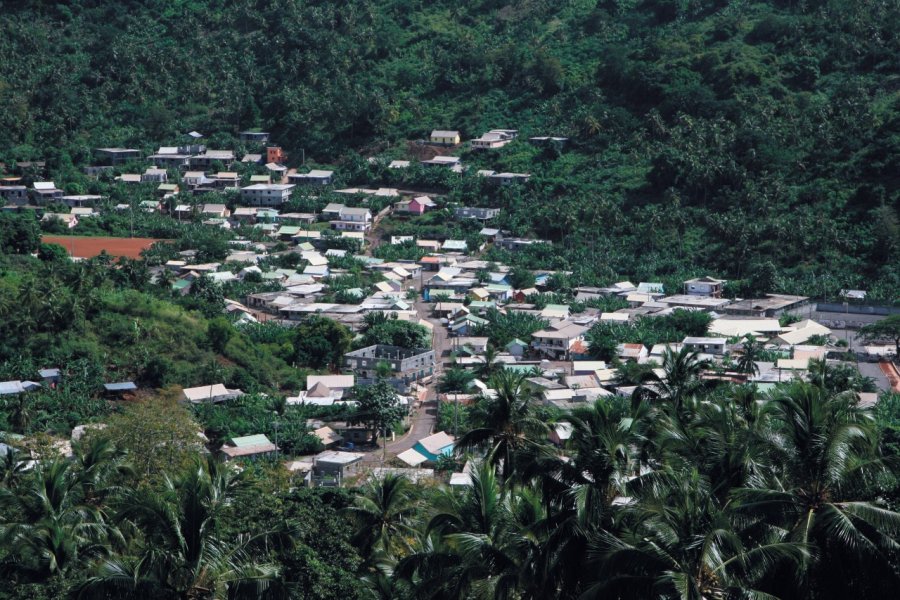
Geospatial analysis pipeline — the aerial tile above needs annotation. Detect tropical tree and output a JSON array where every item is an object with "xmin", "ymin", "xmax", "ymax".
[
  {"xmin": 737, "ymin": 334, "xmax": 761, "ymax": 376},
  {"xmin": 858, "ymin": 315, "xmax": 900, "ymax": 359},
  {"xmin": 80, "ymin": 457, "xmax": 277, "ymax": 599},
  {"xmin": 587, "ymin": 469, "xmax": 806, "ymax": 600},
  {"xmin": 345, "ymin": 473, "xmax": 421, "ymax": 560},
  {"xmin": 736, "ymin": 381, "xmax": 900, "ymax": 597},
  {"xmin": 636, "ymin": 346, "xmax": 711, "ymax": 412},
  {"xmin": 454, "ymin": 371, "xmax": 548, "ymax": 480},
  {"xmin": 0, "ymin": 460, "xmax": 113, "ymax": 582},
  {"xmin": 439, "ymin": 367, "xmax": 475, "ymax": 393}
]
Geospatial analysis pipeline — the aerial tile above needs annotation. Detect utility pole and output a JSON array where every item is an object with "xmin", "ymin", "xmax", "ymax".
[{"xmin": 273, "ymin": 420, "xmax": 280, "ymax": 461}]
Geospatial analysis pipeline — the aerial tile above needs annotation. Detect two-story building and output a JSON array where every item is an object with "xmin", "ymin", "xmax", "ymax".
[
  {"xmin": 240, "ymin": 183, "xmax": 295, "ymax": 207},
  {"xmin": 190, "ymin": 150, "xmax": 235, "ymax": 169},
  {"xmin": 142, "ymin": 167, "xmax": 168, "ymax": 183},
  {"xmin": 32, "ymin": 181, "xmax": 63, "ymax": 204},
  {"xmin": 531, "ymin": 321, "xmax": 590, "ymax": 360},
  {"xmin": 344, "ymin": 345, "xmax": 435, "ymax": 392},
  {"xmin": 331, "ymin": 207, "xmax": 372, "ymax": 232}
]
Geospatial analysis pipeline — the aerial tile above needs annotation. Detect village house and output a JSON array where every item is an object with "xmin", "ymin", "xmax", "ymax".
[
  {"xmin": 421, "ymin": 156, "xmax": 462, "ymax": 169},
  {"xmin": 531, "ymin": 322, "xmax": 590, "ymax": 360},
  {"xmin": 201, "ymin": 204, "xmax": 230, "ymax": 219},
  {"xmin": 190, "ymin": 150, "xmax": 235, "ymax": 169},
  {"xmin": 141, "ymin": 167, "xmax": 168, "ymax": 183},
  {"xmin": 413, "ymin": 431, "xmax": 456, "ymax": 461},
  {"xmin": 313, "ymin": 450, "xmax": 363, "ymax": 483},
  {"xmin": 147, "ymin": 147, "xmax": 191, "ymax": 169},
  {"xmin": 313, "ymin": 426, "xmax": 343, "ymax": 449},
  {"xmin": 331, "ymin": 207, "xmax": 372, "ymax": 232},
  {"xmin": 684, "ymin": 276, "xmax": 727, "ymax": 297},
  {"xmin": 388, "ymin": 160, "xmax": 410, "ymax": 169},
  {"xmin": 470, "ymin": 129, "xmax": 517, "ymax": 149},
  {"xmin": 0, "ymin": 186, "xmax": 28, "ymax": 205},
  {"xmin": 429, "ymin": 130, "xmax": 461, "ymax": 145},
  {"xmin": 240, "ymin": 183, "xmax": 295, "ymax": 207},
  {"xmin": 266, "ymin": 146, "xmax": 286, "ymax": 164},
  {"xmin": 32, "ymin": 181, "xmax": 63, "ymax": 203},
  {"xmin": 182, "ymin": 171, "xmax": 211, "ymax": 187},
  {"xmin": 724, "ymin": 294, "xmax": 809, "ymax": 317},
  {"xmin": 181, "ymin": 383, "xmax": 244, "ymax": 404},
  {"xmin": 41, "ymin": 212, "xmax": 78, "ymax": 228},
  {"xmin": 455, "ymin": 206, "xmax": 500, "ymax": 220},
  {"xmin": 344, "ymin": 345, "xmax": 435, "ymax": 391},
  {"xmin": 242, "ymin": 153, "xmax": 262, "ymax": 165},
  {"xmin": 210, "ymin": 172, "xmax": 240, "ymax": 189},
  {"xmin": 682, "ymin": 337, "xmax": 728, "ymax": 355},
  {"xmin": 220, "ymin": 434, "xmax": 277, "ymax": 461},
  {"xmin": 239, "ymin": 131, "xmax": 270, "ymax": 143},
  {"xmin": 288, "ymin": 170, "xmax": 334, "ymax": 185},
  {"xmin": 488, "ymin": 172, "xmax": 531, "ymax": 185},
  {"xmin": 94, "ymin": 147, "xmax": 141, "ymax": 165},
  {"xmin": 70, "ymin": 207, "xmax": 98, "ymax": 219},
  {"xmin": 398, "ymin": 195, "xmax": 436, "ymax": 215},
  {"xmin": 659, "ymin": 295, "xmax": 731, "ymax": 311},
  {"xmin": 495, "ymin": 237, "xmax": 549, "ymax": 253}
]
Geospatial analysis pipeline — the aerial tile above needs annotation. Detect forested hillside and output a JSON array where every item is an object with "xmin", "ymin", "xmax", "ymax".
[{"xmin": 1, "ymin": 0, "xmax": 898, "ymax": 296}]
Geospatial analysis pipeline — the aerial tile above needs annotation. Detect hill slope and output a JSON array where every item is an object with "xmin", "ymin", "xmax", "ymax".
[{"xmin": 1, "ymin": 0, "xmax": 898, "ymax": 297}]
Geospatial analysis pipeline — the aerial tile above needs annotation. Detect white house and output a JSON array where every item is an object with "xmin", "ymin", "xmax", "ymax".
[{"xmin": 240, "ymin": 183, "xmax": 295, "ymax": 207}]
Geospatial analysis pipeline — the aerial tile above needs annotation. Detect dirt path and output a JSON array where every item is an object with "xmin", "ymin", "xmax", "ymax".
[
  {"xmin": 365, "ymin": 205, "xmax": 392, "ymax": 253},
  {"xmin": 879, "ymin": 361, "xmax": 900, "ymax": 392}
]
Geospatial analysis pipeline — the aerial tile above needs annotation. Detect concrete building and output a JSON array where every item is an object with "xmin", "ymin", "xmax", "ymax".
[
  {"xmin": 344, "ymin": 345, "xmax": 435, "ymax": 391},
  {"xmin": 240, "ymin": 183, "xmax": 295, "ymax": 207}
]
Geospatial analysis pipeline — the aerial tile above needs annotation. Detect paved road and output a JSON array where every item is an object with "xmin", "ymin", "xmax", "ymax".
[{"xmin": 359, "ymin": 215, "xmax": 455, "ymax": 460}]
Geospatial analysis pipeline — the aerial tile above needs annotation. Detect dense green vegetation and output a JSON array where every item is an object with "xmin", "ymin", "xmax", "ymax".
[
  {"xmin": 2, "ymin": 0, "xmax": 900, "ymax": 598},
  {"xmin": 3, "ymin": 363, "xmax": 897, "ymax": 599},
  {"xmin": 1, "ymin": 0, "xmax": 897, "ymax": 298}
]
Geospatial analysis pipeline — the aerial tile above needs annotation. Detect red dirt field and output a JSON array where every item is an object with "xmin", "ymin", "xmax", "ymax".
[{"xmin": 42, "ymin": 236, "xmax": 167, "ymax": 259}]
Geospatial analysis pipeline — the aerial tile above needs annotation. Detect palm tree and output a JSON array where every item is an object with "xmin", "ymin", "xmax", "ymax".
[
  {"xmin": 736, "ymin": 381, "xmax": 900, "ymax": 597},
  {"xmin": 345, "ymin": 473, "xmax": 421, "ymax": 560},
  {"xmin": 586, "ymin": 469, "xmax": 806, "ymax": 600},
  {"xmin": 475, "ymin": 345, "xmax": 502, "ymax": 381},
  {"xmin": 80, "ymin": 457, "xmax": 277, "ymax": 599},
  {"xmin": 737, "ymin": 334, "xmax": 761, "ymax": 376},
  {"xmin": 0, "ymin": 460, "xmax": 112, "ymax": 582},
  {"xmin": 454, "ymin": 371, "xmax": 548, "ymax": 480},
  {"xmin": 636, "ymin": 346, "xmax": 710, "ymax": 412},
  {"xmin": 406, "ymin": 463, "xmax": 547, "ymax": 599},
  {"xmin": 439, "ymin": 366, "xmax": 475, "ymax": 394}
]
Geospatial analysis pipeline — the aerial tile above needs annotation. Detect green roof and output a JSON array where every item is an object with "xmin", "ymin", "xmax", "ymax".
[
  {"xmin": 250, "ymin": 175, "xmax": 270, "ymax": 182},
  {"xmin": 277, "ymin": 226, "xmax": 301, "ymax": 235},
  {"xmin": 469, "ymin": 301, "xmax": 496, "ymax": 308},
  {"xmin": 172, "ymin": 279, "xmax": 190, "ymax": 290},
  {"xmin": 485, "ymin": 283, "xmax": 512, "ymax": 292},
  {"xmin": 230, "ymin": 434, "xmax": 272, "ymax": 447}
]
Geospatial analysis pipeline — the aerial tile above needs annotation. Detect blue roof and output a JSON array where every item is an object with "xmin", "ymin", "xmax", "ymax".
[{"xmin": 104, "ymin": 382, "xmax": 137, "ymax": 392}]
